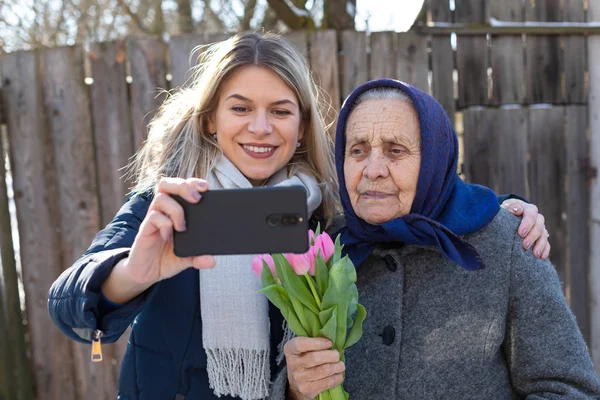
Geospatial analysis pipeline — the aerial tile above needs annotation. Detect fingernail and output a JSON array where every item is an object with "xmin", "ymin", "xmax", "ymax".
[
  {"xmin": 513, "ymin": 207, "xmax": 520, "ymax": 212},
  {"xmin": 195, "ymin": 181, "xmax": 207, "ymax": 190},
  {"xmin": 179, "ymin": 221, "xmax": 187, "ymax": 231},
  {"xmin": 525, "ymin": 241, "xmax": 531, "ymax": 249},
  {"xmin": 536, "ymin": 249, "xmax": 541, "ymax": 257},
  {"xmin": 191, "ymin": 191, "xmax": 201, "ymax": 200},
  {"xmin": 521, "ymin": 229, "xmax": 528, "ymax": 236}
]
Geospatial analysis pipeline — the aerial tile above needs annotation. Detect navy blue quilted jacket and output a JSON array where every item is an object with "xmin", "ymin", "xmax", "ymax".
[{"xmin": 48, "ymin": 192, "xmax": 518, "ymax": 399}]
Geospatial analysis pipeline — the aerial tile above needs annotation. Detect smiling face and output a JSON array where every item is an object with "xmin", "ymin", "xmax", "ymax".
[
  {"xmin": 208, "ymin": 66, "xmax": 303, "ymax": 185},
  {"xmin": 343, "ymin": 98, "xmax": 422, "ymax": 225}
]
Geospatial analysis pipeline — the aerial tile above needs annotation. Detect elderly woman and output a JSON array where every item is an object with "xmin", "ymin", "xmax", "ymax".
[{"xmin": 272, "ymin": 79, "xmax": 600, "ymax": 399}]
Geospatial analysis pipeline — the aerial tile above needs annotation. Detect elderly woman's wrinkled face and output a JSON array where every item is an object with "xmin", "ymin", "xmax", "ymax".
[{"xmin": 344, "ymin": 98, "xmax": 421, "ymax": 225}]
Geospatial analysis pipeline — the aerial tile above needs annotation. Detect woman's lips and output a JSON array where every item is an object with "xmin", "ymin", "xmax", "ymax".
[
  {"xmin": 240, "ymin": 143, "xmax": 278, "ymax": 159},
  {"xmin": 361, "ymin": 190, "xmax": 394, "ymax": 199}
]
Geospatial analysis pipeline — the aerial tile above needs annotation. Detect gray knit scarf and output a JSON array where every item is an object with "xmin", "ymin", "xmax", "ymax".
[{"xmin": 200, "ymin": 155, "xmax": 322, "ymax": 399}]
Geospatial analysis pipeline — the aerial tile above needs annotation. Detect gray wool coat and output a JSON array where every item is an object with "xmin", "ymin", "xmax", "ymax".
[{"xmin": 269, "ymin": 210, "xmax": 600, "ymax": 399}]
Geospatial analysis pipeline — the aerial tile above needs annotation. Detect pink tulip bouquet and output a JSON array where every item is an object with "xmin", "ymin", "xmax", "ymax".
[{"xmin": 252, "ymin": 226, "xmax": 366, "ymax": 400}]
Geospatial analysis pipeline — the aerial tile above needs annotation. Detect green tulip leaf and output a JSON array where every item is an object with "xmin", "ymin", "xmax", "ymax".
[
  {"xmin": 319, "ymin": 306, "xmax": 335, "ymax": 327},
  {"xmin": 344, "ymin": 304, "xmax": 367, "ymax": 349},
  {"xmin": 315, "ymin": 250, "xmax": 329, "ymax": 294},
  {"xmin": 304, "ymin": 307, "xmax": 321, "ymax": 337},
  {"xmin": 347, "ymin": 283, "xmax": 359, "ymax": 329},
  {"xmin": 332, "ymin": 234, "xmax": 343, "ymax": 265},
  {"xmin": 259, "ymin": 285, "xmax": 290, "ymax": 316},
  {"xmin": 318, "ymin": 306, "xmax": 337, "ymax": 344},
  {"xmin": 260, "ymin": 260, "xmax": 276, "ymax": 288}
]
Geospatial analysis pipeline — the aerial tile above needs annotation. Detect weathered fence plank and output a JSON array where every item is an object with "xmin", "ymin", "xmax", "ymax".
[
  {"xmin": 565, "ymin": 105, "xmax": 591, "ymax": 344},
  {"xmin": 463, "ymin": 107, "xmax": 529, "ymax": 196},
  {"xmin": 43, "ymin": 45, "xmax": 119, "ymax": 400},
  {"xmin": 128, "ymin": 36, "xmax": 169, "ymax": 147},
  {"xmin": 462, "ymin": 108, "xmax": 496, "ymax": 185},
  {"xmin": 88, "ymin": 40, "xmax": 135, "ymax": 374},
  {"xmin": 430, "ymin": 0, "xmax": 455, "ymax": 123},
  {"xmin": 455, "ymin": 0, "xmax": 489, "ymax": 107},
  {"xmin": 309, "ymin": 30, "xmax": 340, "ymax": 134},
  {"xmin": 0, "ymin": 131, "xmax": 18, "ymax": 400},
  {"xmin": 340, "ymin": 30, "xmax": 367, "ymax": 100},
  {"xmin": 491, "ymin": 108, "xmax": 529, "ymax": 196},
  {"xmin": 167, "ymin": 33, "xmax": 205, "ymax": 89},
  {"xmin": 563, "ymin": 0, "xmax": 586, "ymax": 103},
  {"xmin": 489, "ymin": 0, "xmax": 526, "ymax": 105},
  {"xmin": 89, "ymin": 40, "xmax": 134, "ymax": 225},
  {"xmin": 527, "ymin": 106, "xmax": 567, "ymax": 283},
  {"xmin": 370, "ymin": 32, "xmax": 396, "ymax": 80},
  {"xmin": 168, "ymin": 32, "xmax": 231, "ymax": 89},
  {"xmin": 587, "ymin": 0, "xmax": 600, "ymax": 374},
  {"xmin": 395, "ymin": 33, "xmax": 429, "ymax": 92},
  {"xmin": 525, "ymin": 0, "xmax": 562, "ymax": 104},
  {"xmin": 285, "ymin": 30, "xmax": 308, "ymax": 60},
  {"xmin": 2, "ymin": 50, "xmax": 77, "ymax": 400}
]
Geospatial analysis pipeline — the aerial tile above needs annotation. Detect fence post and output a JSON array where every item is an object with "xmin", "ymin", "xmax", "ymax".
[
  {"xmin": 588, "ymin": 0, "xmax": 600, "ymax": 374},
  {"xmin": 0, "ymin": 113, "xmax": 34, "ymax": 398}
]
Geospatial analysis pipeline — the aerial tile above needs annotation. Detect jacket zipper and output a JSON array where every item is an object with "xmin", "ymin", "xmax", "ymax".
[{"xmin": 91, "ymin": 329, "xmax": 103, "ymax": 362}]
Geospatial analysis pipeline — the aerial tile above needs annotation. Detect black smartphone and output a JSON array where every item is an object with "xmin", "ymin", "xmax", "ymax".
[{"xmin": 172, "ymin": 186, "xmax": 309, "ymax": 257}]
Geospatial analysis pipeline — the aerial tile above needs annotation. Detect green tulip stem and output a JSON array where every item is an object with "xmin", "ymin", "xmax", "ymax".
[{"xmin": 304, "ymin": 274, "xmax": 321, "ymax": 308}]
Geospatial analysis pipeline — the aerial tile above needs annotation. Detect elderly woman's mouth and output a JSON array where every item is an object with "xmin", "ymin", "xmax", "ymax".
[{"xmin": 361, "ymin": 190, "xmax": 395, "ymax": 199}]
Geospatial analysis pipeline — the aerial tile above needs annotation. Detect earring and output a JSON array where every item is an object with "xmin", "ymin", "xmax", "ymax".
[{"xmin": 296, "ymin": 142, "xmax": 301, "ymax": 148}]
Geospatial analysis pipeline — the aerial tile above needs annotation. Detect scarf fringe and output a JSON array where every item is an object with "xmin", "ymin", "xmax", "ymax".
[
  {"xmin": 206, "ymin": 348, "xmax": 271, "ymax": 400},
  {"xmin": 276, "ymin": 320, "xmax": 296, "ymax": 366}
]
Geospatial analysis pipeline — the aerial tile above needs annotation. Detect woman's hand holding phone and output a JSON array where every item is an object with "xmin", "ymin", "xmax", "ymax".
[{"xmin": 101, "ymin": 178, "xmax": 216, "ymax": 304}]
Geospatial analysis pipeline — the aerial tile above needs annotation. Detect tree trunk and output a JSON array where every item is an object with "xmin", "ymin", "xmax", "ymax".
[
  {"xmin": 240, "ymin": 0, "xmax": 257, "ymax": 31},
  {"xmin": 323, "ymin": 0, "xmax": 356, "ymax": 30},
  {"xmin": 176, "ymin": 0, "xmax": 194, "ymax": 33}
]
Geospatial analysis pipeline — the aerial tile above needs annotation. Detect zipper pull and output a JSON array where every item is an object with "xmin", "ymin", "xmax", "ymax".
[{"xmin": 91, "ymin": 330, "xmax": 103, "ymax": 362}]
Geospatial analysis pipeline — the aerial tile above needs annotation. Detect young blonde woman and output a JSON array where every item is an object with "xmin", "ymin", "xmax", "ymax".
[{"xmin": 48, "ymin": 32, "xmax": 549, "ymax": 400}]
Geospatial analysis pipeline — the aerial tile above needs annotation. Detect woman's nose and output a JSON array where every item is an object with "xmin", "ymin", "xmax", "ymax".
[
  {"xmin": 363, "ymin": 152, "xmax": 389, "ymax": 181},
  {"xmin": 248, "ymin": 110, "xmax": 273, "ymax": 137}
]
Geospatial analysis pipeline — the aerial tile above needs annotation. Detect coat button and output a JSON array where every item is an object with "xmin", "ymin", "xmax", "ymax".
[
  {"xmin": 384, "ymin": 254, "xmax": 398, "ymax": 272},
  {"xmin": 381, "ymin": 325, "xmax": 396, "ymax": 345}
]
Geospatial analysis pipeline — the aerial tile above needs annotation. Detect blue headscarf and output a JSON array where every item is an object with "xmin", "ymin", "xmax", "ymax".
[{"xmin": 336, "ymin": 79, "xmax": 500, "ymax": 271}]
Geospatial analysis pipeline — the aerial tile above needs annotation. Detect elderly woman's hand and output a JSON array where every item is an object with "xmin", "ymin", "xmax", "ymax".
[
  {"xmin": 284, "ymin": 337, "xmax": 345, "ymax": 400},
  {"xmin": 501, "ymin": 199, "xmax": 550, "ymax": 260}
]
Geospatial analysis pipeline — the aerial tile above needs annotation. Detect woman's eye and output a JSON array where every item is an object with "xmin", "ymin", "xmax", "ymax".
[
  {"xmin": 350, "ymin": 148, "xmax": 364, "ymax": 156},
  {"xmin": 390, "ymin": 147, "xmax": 408, "ymax": 156},
  {"xmin": 272, "ymin": 109, "xmax": 291, "ymax": 116},
  {"xmin": 232, "ymin": 106, "xmax": 249, "ymax": 113}
]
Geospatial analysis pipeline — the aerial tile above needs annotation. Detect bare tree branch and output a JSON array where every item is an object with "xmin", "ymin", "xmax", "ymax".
[
  {"xmin": 201, "ymin": 0, "xmax": 226, "ymax": 31},
  {"xmin": 176, "ymin": 0, "xmax": 194, "ymax": 33},
  {"xmin": 240, "ymin": 0, "xmax": 257, "ymax": 31},
  {"xmin": 322, "ymin": 0, "xmax": 355, "ymax": 30},
  {"xmin": 149, "ymin": 0, "xmax": 165, "ymax": 34},
  {"xmin": 265, "ymin": 0, "xmax": 314, "ymax": 30},
  {"xmin": 115, "ymin": 0, "xmax": 152, "ymax": 34}
]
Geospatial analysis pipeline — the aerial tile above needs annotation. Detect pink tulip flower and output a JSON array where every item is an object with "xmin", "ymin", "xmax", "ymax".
[
  {"xmin": 285, "ymin": 252, "xmax": 312, "ymax": 276},
  {"xmin": 252, "ymin": 254, "xmax": 277, "ymax": 279},
  {"xmin": 314, "ymin": 232, "xmax": 335, "ymax": 262}
]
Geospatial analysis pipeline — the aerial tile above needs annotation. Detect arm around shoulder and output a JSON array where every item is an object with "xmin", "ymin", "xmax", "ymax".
[{"xmin": 504, "ymin": 232, "xmax": 600, "ymax": 398}]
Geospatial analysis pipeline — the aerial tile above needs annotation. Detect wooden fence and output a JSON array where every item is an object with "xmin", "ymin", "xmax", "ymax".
[{"xmin": 0, "ymin": 0, "xmax": 597, "ymax": 398}]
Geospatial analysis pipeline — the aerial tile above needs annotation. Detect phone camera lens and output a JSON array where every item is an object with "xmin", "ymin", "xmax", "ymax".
[
  {"xmin": 266, "ymin": 215, "xmax": 281, "ymax": 227},
  {"xmin": 282, "ymin": 215, "xmax": 298, "ymax": 226}
]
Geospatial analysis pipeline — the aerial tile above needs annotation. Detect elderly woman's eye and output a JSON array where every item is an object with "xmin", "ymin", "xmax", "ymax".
[{"xmin": 390, "ymin": 147, "xmax": 408, "ymax": 156}]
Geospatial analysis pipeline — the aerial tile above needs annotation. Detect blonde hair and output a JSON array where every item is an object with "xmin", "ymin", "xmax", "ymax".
[{"xmin": 127, "ymin": 32, "xmax": 340, "ymax": 223}]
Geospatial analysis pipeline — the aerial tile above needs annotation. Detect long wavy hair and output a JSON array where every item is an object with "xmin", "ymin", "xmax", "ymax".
[{"xmin": 127, "ymin": 32, "xmax": 340, "ymax": 222}]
